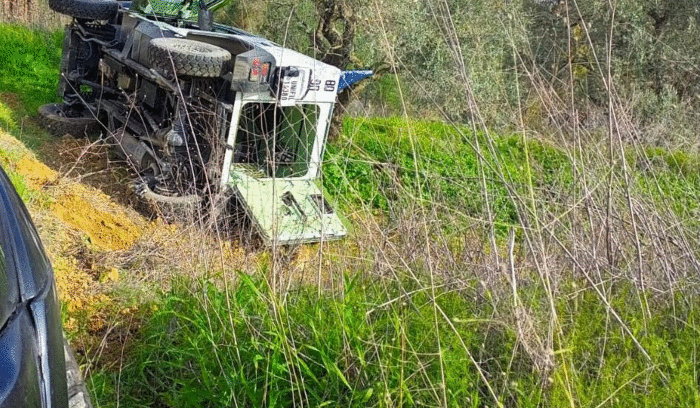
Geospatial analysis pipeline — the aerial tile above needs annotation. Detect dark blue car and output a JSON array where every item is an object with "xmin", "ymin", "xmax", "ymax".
[{"xmin": 0, "ymin": 166, "xmax": 90, "ymax": 407}]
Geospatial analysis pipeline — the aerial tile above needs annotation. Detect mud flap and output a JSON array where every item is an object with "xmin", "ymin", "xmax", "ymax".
[{"xmin": 229, "ymin": 170, "xmax": 346, "ymax": 245}]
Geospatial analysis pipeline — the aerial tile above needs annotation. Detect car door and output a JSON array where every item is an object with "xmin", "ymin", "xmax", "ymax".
[{"xmin": 0, "ymin": 167, "xmax": 68, "ymax": 408}]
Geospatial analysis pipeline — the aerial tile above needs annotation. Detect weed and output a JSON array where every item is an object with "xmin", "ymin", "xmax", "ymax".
[
  {"xmin": 91, "ymin": 275, "xmax": 539, "ymax": 407},
  {"xmin": 0, "ymin": 25, "xmax": 62, "ymax": 113}
]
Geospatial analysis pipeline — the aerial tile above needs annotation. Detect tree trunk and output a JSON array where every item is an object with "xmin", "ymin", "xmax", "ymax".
[{"xmin": 310, "ymin": 0, "xmax": 357, "ymax": 141}]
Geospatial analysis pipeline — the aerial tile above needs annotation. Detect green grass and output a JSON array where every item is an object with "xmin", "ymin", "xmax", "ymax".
[
  {"xmin": 324, "ymin": 117, "xmax": 700, "ymax": 234},
  {"xmin": 632, "ymin": 147, "xmax": 700, "ymax": 221},
  {"xmin": 0, "ymin": 24, "xmax": 62, "ymax": 149},
  {"xmin": 0, "ymin": 100, "xmax": 16, "ymax": 130},
  {"xmin": 6, "ymin": 166, "xmax": 37, "ymax": 204},
  {"xmin": 0, "ymin": 24, "xmax": 60, "ymax": 203},
  {"xmin": 0, "ymin": 24, "xmax": 62, "ymax": 113},
  {"xmin": 88, "ymin": 275, "xmax": 700, "ymax": 407},
  {"xmin": 323, "ymin": 118, "xmax": 549, "ymax": 229},
  {"xmin": 553, "ymin": 287, "xmax": 700, "ymax": 407},
  {"xmin": 90, "ymin": 274, "xmax": 542, "ymax": 407}
]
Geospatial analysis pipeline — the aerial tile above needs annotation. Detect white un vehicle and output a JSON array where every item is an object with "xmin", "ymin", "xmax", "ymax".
[{"xmin": 40, "ymin": 0, "xmax": 371, "ymax": 245}]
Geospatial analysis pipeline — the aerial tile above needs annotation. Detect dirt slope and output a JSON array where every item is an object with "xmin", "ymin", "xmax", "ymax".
[{"xmin": 0, "ymin": 129, "xmax": 149, "ymax": 330}]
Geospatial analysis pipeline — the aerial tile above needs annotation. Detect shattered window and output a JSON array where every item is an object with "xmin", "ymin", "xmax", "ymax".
[
  {"xmin": 233, "ymin": 103, "xmax": 319, "ymax": 179},
  {"xmin": 131, "ymin": 0, "xmax": 197, "ymax": 18}
]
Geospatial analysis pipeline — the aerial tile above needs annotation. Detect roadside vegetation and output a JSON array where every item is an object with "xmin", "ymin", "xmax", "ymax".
[{"xmin": 2, "ymin": 0, "xmax": 700, "ymax": 406}]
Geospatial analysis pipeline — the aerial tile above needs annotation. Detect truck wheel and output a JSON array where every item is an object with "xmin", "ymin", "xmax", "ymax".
[
  {"xmin": 64, "ymin": 337, "xmax": 93, "ymax": 408},
  {"xmin": 38, "ymin": 104, "xmax": 100, "ymax": 138},
  {"xmin": 148, "ymin": 38, "xmax": 231, "ymax": 78},
  {"xmin": 47, "ymin": 0, "xmax": 118, "ymax": 20}
]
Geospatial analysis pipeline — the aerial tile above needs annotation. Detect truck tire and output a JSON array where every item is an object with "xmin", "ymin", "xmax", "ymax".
[
  {"xmin": 148, "ymin": 38, "xmax": 231, "ymax": 78},
  {"xmin": 64, "ymin": 337, "xmax": 93, "ymax": 408},
  {"xmin": 47, "ymin": 0, "xmax": 118, "ymax": 20},
  {"xmin": 38, "ymin": 103, "xmax": 100, "ymax": 138}
]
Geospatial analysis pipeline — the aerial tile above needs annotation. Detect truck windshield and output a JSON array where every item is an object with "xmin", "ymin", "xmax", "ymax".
[{"xmin": 232, "ymin": 103, "xmax": 320, "ymax": 179}]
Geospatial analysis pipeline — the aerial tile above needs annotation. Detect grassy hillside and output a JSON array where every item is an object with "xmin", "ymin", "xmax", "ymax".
[{"xmin": 2, "ymin": 22, "xmax": 700, "ymax": 407}]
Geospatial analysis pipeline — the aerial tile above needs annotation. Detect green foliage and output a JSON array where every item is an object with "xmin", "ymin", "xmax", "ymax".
[
  {"xmin": 89, "ymin": 275, "xmax": 700, "ymax": 407},
  {"xmin": 521, "ymin": 0, "xmax": 700, "ymax": 141},
  {"xmin": 6, "ymin": 167, "xmax": 35, "ymax": 204},
  {"xmin": 0, "ymin": 100, "xmax": 16, "ymax": 130},
  {"xmin": 220, "ymin": 0, "xmax": 700, "ymax": 138},
  {"xmin": 324, "ymin": 116, "xmax": 700, "ymax": 237},
  {"xmin": 324, "ymin": 116, "xmax": 574, "ymax": 233},
  {"xmin": 0, "ymin": 24, "xmax": 61, "ymax": 149},
  {"xmin": 91, "ymin": 275, "xmax": 540, "ymax": 407},
  {"xmin": 554, "ymin": 286, "xmax": 700, "ymax": 407},
  {"xmin": 630, "ymin": 147, "xmax": 700, "ymax": 223},
  {"xmin": 362, "ymin": 75, "xmax": 404, "ymax": 116},
  {"xmin": 0, "ymin": 24, "xmax": 62, "ymax": 113}
]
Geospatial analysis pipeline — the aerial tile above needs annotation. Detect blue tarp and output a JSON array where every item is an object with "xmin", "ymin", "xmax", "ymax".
[{"xmin": 338, "ymin": 70, "xmax": 373, "ymax": 92}]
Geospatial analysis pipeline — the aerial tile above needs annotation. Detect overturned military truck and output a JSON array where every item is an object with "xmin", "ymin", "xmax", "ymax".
[{"xmin": 39, "ymin": 0, "xmax": 371, "ymax": 245}]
